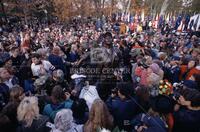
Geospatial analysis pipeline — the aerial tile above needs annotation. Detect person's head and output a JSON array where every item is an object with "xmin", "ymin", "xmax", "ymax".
[
  {"xmin": 187, "ymin": 59, "xmax": 196, "ymax": 69},
  {"xmin": 17, "ymin": 96, "xmax": 39, "ymax": 127},
  {"xmin": 0, "ymin": 68, "xmax": 11, "ymax": 82},
  {"xmin": 158, "ymin": 52, "xmax": 167, "ymax": 61},
  {"xmin": 84, "ymin": 99, "xmax": 113, "ymax": 131},
  {"xmin": 170, "ymin": 56, "xmax": 180, "ymax": 65},
  {"xmin": 52, "ymin": 69, "xmax": 64, "ymax": 82},
  {"xmin": 71, "ymin": 44, "xmax": 78, "ymax": 52},
  {"xmin": 117, "ymin": 83, "xmax": 132, "ymax": 100},
  {"xmin": 71, "ymin": 98, "xmax": 88, "ymax": 119},
  {"xmin": 149, "ymin": 95, "xmax": 174, "ymax": 115},
  {"xmin": 135, "ymin": 86, "xmax": 150, "ymax": 103},
  {"xmin": 1, "ymin": 54, "xmax": 12, "ymax": 67},
  {"xmin": 52, "ymin": 46, "xmax": 60, "ymax": 55},
  {"xmin": 103, "ymin": 32, "xmax": 113, "ymax": 47},
  {"xmin": 10, "ymin": 47, "xmax": 19, "ymax": 57},
  {"xmin": 31, "ymin": 53, "xmax": 41, "ymax": 65},
  {"xmin": 191, "ymin": 48, "xmax": 200, "ymax": 58},
  {"xmin": 10, "ymin": 85, "xmax": 24, "ymax": 102},
  {"xmin": 54, "ymin": 109, "xmax": 74, "ymax": 132},
  {"xmin": 51, "ymin": 85, "xmax": 65, "ymax": 104}
]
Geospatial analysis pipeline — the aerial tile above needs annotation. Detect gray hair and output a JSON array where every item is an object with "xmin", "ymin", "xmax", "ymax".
[
  {"xmin": 53, "ymin": 69, "xmax": 64, "ymax": 82},
  {"xmin": 54, "ymin": 109, "xmax": 74, "ymax": 131}
]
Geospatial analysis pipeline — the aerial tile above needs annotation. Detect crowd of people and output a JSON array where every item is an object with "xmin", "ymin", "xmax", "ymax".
[{"xmin": 0, "ymin": 17, "xmax": 200, "ymax": 132}]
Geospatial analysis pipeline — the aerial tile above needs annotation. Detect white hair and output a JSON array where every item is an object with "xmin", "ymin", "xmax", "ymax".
[{"xmin": 54, "ymin": 109, "xmax": 74, "ymax": 131}]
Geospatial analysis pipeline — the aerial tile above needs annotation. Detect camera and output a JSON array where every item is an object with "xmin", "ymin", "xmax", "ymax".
[
  {"xmin": 172, "ymin": 82, "xmax": 184, "ymax": 100},
  {"xmin": 172, "ymin": 91, "xmax": 181, "ymax": 100}
]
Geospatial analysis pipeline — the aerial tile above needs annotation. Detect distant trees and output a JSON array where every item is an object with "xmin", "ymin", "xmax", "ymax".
[{"xmin": 0, "ymin": 0, "xmax": 199, "ymax": 22}]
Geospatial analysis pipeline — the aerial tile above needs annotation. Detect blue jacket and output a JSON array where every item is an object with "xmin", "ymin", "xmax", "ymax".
[
  {"xmin": 48, "ymin": 54, "xmax": 65, "ymax": 72},
  {"xmin": 43, "ymin": 99, "xmax": 73, "ymax": 122},
  {"xmin": 131, "ymin": 113, "xmax": 167, "ymax": 132},
  {"xmin": 106, "ymin": 96, "xmax": 139, "ymax": 131}
]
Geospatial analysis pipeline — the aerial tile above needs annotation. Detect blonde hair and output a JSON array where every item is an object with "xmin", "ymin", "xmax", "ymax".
[
  {"xmin": 84, "ymin": 99, "xmax": 113, "ymax": 132},
  {"xmin": 17, "ymin": 96, "xmax": 40, "ymax": 127}
]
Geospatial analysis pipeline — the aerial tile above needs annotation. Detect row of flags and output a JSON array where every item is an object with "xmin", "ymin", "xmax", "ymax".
[{"xmin": 113, "ymin": 12, "xmax": 199, "ymax": 32}]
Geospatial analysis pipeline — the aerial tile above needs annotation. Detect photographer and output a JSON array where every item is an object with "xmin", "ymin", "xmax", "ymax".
[
  {"xmin": 173, "ymin": 88, "xmax": 200, "ymax": 132},
  {"xmin": 132, "ymin": 95, "xmax": 174, "ymax": 132},
  {"xmin": 106, "ymin": 82, "xmax": 139, "ymax": 131}
]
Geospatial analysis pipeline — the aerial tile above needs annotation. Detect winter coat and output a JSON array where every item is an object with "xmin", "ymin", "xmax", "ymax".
[
  {"xmin": 17, "ymin": 115, "xmax": 50, "ymax": 132},
  {"xmin": 43, "ymin": 99, "xmax": 73, "ymax": 122},
  {"xmin": 173, "ymin": 108, "xmax": 200, "ymax": 132},
  {"xmin": 106, "ymin": 96, "xmax": 139, "ymax": 131}
]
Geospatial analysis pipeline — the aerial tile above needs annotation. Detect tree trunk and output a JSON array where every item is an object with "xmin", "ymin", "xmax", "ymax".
[{"xmin": 160, "ymin": 0, "xmax": 170, "ymax": 16}]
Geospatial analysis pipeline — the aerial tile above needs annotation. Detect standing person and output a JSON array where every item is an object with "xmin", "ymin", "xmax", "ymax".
[
  {"xmin": 84, "ymin": 99, "xmax": 113, "ymax": 132},
  {"xmin": 106, "ymin": 83, "xmax": 139, "ymax": 131},
  {"xmin": 48, "ymin": 46, "xmax": 65, "ymax": 73},
  {"xmin": 132, "ymin": 95, "xmax": 174, "ymax": 132}
]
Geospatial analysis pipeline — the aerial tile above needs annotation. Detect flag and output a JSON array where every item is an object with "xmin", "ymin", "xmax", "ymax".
[
  {"xmin": 121, "ymin": 12, "xmax": 124, "ymax": 21},
  {"xmin": 193, "ymin": 15, "xmax": 199, "ymax": 31},
  {"xmin": 177, "ymin": 16, "xmax": 186, "ymax": 32},
  {"xmin": 134, "ymin": 14, "xmax": 138, "ymax": 23},
  {"xmin": 130, "ymin": 14, "xmax": 134, "ymax": 23},
  {"xmin": 141, "ymin": 9, "xmax": 145, "ymax": 22},
  {"xmin": 175, "ymin": 15, "xmax": 182, "ymax": 30},
  {"xmin": 184, "ymin": 15, "xmax": 190, "ymax": 31},
  {"xmin": 158, "ymin": 15, "xmax": 164, "ymax": 28},
  {"xmin": 116, "ymin": 13, "xmax": 119, "ymax": 21},
  {"xmin": 166, "ymin": 13, "xmax": 170, "ymax": 23},
  {"xmin": 153, "ymin": 13, "xmax": 159, "ymax": 29},
  {"xmin": 189, "ymin": 19, "xmax": 194, "ymax": 30}
]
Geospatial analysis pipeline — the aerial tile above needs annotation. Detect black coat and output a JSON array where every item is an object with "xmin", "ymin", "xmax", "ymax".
[
  {"xmin": 106, "ymin": 96, "xmax": 139, "ymax": 131},
  {"xmin": 173, "ymin": 107, "xmax": 200, "ymax": 132},
  {"xmin": 17, "ymin": 115, "xmax": 50, "ymax": 132}
]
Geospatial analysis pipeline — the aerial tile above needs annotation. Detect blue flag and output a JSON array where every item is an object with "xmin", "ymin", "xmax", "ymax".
[{"xmin": 175, "ymin": 15, "xmax": 182, "ymax": 30}]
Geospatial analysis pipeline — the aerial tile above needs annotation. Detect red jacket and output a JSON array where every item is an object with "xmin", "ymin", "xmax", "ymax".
[{"xmin": 179, "ymin": 65, "xmax": 200, "ymax": 80}]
